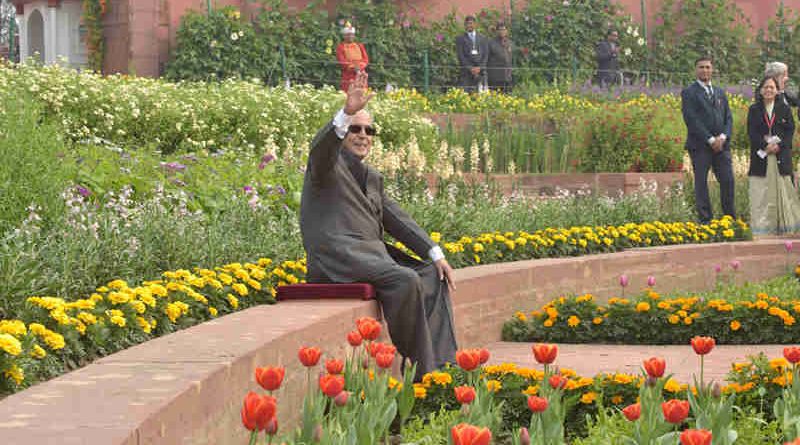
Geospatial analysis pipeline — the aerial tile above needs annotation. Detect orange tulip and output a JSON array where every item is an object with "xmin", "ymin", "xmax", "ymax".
[
  {"xmin": 325, "ymin": 359, "xmax": 344, "ymax": 375},
  {"xmin": 527, "ymin": 395, "xmax": 548, "ymax": 413},
  {"xmin": 680, "ymin": 429, "xmax": 712, "ymax": 445},
  {"xmin": 451, "ymin": 423, "xmax": 492, "ymax": 445},
  {"xmin": 356, "ymin": 317, "xmax": 381, "ymax": 341},
  {"xmin": 319, "ymin": 373, "xmax": 345, "ymax": 398},
  {"xmin": 662, "ymin": 399, "xmax": 690, "ymax": 424},
  {"xmin": 455, "ymin": 349, "xmax": 482, "ymax": 371},
  {"xmin": 785, "ymin": 347, "xmax": 800, "ymax": 364},
  {"xmin": 376, "ymin": 351, "xmax": 395, "ymax": 369},
  {"xmin": 240, "ymin": 392, "xmax": 276, "ymax": 431},
  {"xmin": 643, "ymin": 357, "xmax": 666, "ymax": 378},
  {"xmin": 255, "ymin": 366, "xmax": 285, "ymax": 391},
  {"xmin": 532, "ymin": 343, "xmax": 558, "ymax": 364},
  {"xmin": 347, "ymin": 330, "xmax": 363, "ymax": 347},
  {"xmin": 454, "ymin": 385, "xmax": 477, "ymax": 405},
  {"xmin": 478, "ymin": 348, "xmax": 490, "ymax": 364},
  {"xmin": 690, "ymin": 336, "xmax": 715, "ymax": 355},
  {"xmin": 622, "ymin": 402, "xmax": 641, "ymax": 421},
  {"xmin": 298, "ymin": 346, "xmax": 322, "ymax": 367}
]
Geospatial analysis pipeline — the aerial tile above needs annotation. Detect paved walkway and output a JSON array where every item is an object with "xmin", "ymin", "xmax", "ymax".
[{"xmin": 487, "ymin": 342, "xmax": 789, "ymax": 383}]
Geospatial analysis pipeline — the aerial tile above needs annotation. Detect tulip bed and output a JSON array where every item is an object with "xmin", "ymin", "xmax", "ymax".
[
  {"xmin": 240, "ymin": 316, "xmax": 800, "ymax": 444},
  {"xmin": 502, "ymin": 274, "xmax": 800, "ymax": 345},
  {"xmin": 0, "ymin": 215, "xmax": 752, "ymax": 394}
]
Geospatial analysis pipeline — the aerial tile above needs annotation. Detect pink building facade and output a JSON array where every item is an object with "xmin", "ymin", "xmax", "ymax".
[{"xmin": 11, "ymin": 0, "xmax": 800, "ymax": 77}]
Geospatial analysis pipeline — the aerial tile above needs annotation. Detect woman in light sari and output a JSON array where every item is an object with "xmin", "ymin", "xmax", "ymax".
[{"xmin": 747, "ymin": 75, "xmax": 800, "ymax": 234}]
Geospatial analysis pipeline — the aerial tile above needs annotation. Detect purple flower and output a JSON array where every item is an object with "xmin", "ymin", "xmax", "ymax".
[
  {"xmin": 76, "ymin": 185, "xmax": 91, "ymax": 197},
  {"xmin": 730, "ymin": 260, "xmax": 741, "ymax": 271},
  {"xmin": 259, "ymin": 153, "xmax": 276, "ymax": 170},
  {"xmin": 545, "ymin": 15, "xmax": 554, "ymax": 22},
  {"xmin": 275, "ymin": 186, "xmax": 286, "ymax": 195},
  {"xmin": 160, "ymin": 161, "xmax": 187, "ymax": 172},
  {"xmin": 619, "ymin": 274, "xmax": 629, "ymax": 287},
  {"xmin": 402, "ymin": 20, "xmax": 410, "ymax": 28},
  {"xmin": 786, "ymin": 241, "xmax": 794, "ymax": 253},
  {"xmin": 172, "ymin": 179, "xmax": 187, "ymax": 187},
  {"xmin": 714, "ymin": 264, "xmax": 722, "ymax": 273},
  {"xmin": 646, "ymin": 276, "xmax": 656, "ymax": 287},
  {"xmin": 435, "ymin": 33, "xmax": 444, "ymax": 42},
  {"xmin": 243, "ymin": 185, "xmax": 254, "ymax": 193}
]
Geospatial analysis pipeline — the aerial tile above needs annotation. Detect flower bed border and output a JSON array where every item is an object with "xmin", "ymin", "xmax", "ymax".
[{"xmin": 0, "ymin": 239, "xmax": 794, "ymax": 444}]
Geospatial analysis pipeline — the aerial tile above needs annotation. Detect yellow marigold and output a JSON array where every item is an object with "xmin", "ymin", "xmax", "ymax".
[
  {"xmin": 31, "ymin": 344, "xmax": 46, "ymax": 359},
  {"xmin": 232, "ymin": 283, "xmax": 248, "ymax": 296},
  {"xmin": 388, "ymin": 377, "xmax": 401, "ymax": 390},
  {"xmin": 543, "ymin": 319, "xmax": 554, "ymax": 327},
  {"xmin": 522, "ymin": 385, "xmax": 539, "ymax": 396},
  {"xmin": 227, "ymin": 293, "xmax": 239, "ymax": 309},
  {"xmin": 668, "ymin": 315, "xmax": 680, "ymax": 324},
  {"xmin": 592, "ymin": 317, "xmax": 603, "ymax": 325},
  {"xmin": 580, "ymin": 391, "xmax": 597, "ymax": 404},
  {"xmin": 0, "ymin": 334, "xmax": 22, "ymax": 356},
  {"xmin": 486, "ymin": 379, "xmax": 502, "ymax": 393},
  {"xmin": 165, "ymin": 303, "xmax": 182, "ymax": 323},
  {"xmin": 136, "ymin": 316, "xmax": 152, "ymax": 334},
  {"xmin": 0, "ymin": 320, "xmax": 27, "ymax": 337},
  {"xmin": 209, "ymin": 307, "xmax": 218, "ymax": 317},
  {"xmin": 567, "ymin": 316, "xmax": 581, "ymax": 327},
  {"xmin": 413, "ymin": 384, "xmax": 427, "ymax": 399},
  {"xmin": 657, "ymin": 301, "xmax": 671, "ymax": 310},
  {"xmin": 611, "ymin": 395, "xmax": 623, "ymax": 404},
  {"xmin": 683, "ymin": 317, "xmax": 693, "ymax": 325},
  {"xmin": 110, "ymin": 315, "xmax": 127, "ymax": 328},
  {"xmin": 664, "ymin": 378, "xmax": 684, "ymax": 393},
  {"xmin": 4, "ymin": 364, "xmax": 24, "ymax": 384},
  {"xmin": 515, "ymin": 311, "xmax": 528, "ymax": 322},
  {"xmin": 107, "ymin": 279, "xmax": 128, "ymax": 290},
  {"xmin": 730, "ymin": 320, "xmax": 741, "ymax": 331},
  {"xmin": 635, "ymin": 302, "xmax": 650, "ymax": 313},
  {"xmin": 43, "ymin": 332, "xmax": 65, "ymax": 350}
]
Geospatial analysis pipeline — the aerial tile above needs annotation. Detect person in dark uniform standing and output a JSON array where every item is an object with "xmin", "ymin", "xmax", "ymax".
[
  {"xmin": 595, "ymin": 29, "xmax": 620, "ymax": 88},
  {"xmin": 455, "ymin": 16, "xmax": 489, "ymax": 92},
  {"xmin": 487, "ymin": 22, "xmax": 512, "ymax": 92}
]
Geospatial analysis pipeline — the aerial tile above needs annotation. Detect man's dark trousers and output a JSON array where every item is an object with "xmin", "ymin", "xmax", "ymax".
[{"xmin": 688, "ymin": 148, "xmax": 735, "ymax": 224}]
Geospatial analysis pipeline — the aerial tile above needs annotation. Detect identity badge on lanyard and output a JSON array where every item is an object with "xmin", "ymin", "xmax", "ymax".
[{"xmin": 765, "ymin": 111, "xmax": 776, "ymax": 136}]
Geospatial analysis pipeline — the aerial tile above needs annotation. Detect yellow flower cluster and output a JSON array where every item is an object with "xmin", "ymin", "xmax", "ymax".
[
  {"xmin": 441, "ymin": 217, "xmax": 749, "ymax": 268},
  {"xmin": 0, "ymin": 257, "xmax": 303, "ymax": 388}
]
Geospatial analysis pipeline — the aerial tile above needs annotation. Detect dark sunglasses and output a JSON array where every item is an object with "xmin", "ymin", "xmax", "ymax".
[{"xmin": 347, "ymin": 124, "xmax": 377, "ymax": 136}]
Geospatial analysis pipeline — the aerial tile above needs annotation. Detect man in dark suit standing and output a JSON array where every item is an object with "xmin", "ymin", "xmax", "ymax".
[
  {"xmin": 680, "ymin": 56, "xmax": 736, "ymax": 224},
  {"xmin": 595, "ymin": 29, "xmax": 620, "ymax": 88},
  {"xmin": 455, "ymin": 16, "xmax": 489, "ymax": 92},
  {"xmin": 300, "ymin": 71, "xmax": 458, "ymax": 379}
]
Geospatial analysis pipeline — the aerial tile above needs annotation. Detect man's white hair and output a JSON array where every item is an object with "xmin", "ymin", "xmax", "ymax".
[{"xmin": 765, "ymin": 61, "xmax": 788, "ymax": 79}]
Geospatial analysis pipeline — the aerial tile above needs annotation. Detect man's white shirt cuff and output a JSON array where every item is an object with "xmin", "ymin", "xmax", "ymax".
[
  {"xmin": 333, "ymin": 109, "xmax": 353, "ymax": 139},
  {"xmin": 719, "ymin": 133, "xmax": 727, "ymax": 141},
  {"xmin": 707, "ymin": 136, "xmax": 716, "ymax": 145},
  {"xmin": 429, "ymin": 245, "xmax": 445, "ymax": 262}
]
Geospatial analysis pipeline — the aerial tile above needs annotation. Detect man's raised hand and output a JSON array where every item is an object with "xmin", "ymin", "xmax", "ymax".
[{"xmin": 344, "ymin": 71, "xmax": 375, "ymax": 116}]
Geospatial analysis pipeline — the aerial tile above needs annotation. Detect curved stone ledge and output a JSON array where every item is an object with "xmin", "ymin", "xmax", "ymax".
[{"xmin": 0, "ymin": 238, "xmax": 795, "ymax": 444}]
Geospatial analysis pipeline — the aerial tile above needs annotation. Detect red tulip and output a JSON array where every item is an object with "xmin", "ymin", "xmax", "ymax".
[
  {"xmin": 548, "ymin": 374, "xmax": 567, "ymax": 389},
  {"xmin": 376, "ymin": 351, "xmax": 395, "ymax": 369},
  {"xmin": 325, "ymin": 359, "xmax": 344, "ymax": 375},
  {"xmin": 691, "ymin": 336, "xmax": 715, "ymax": 355},
  {"xmin": 451, "ymin": 423, "xmax": 492, "ymax": 445},
  {"xmin": 298, "ymin": 346, "xmax": 322, "ymax": 367},
  {"xmin": 527, "ymin": 395, "xmax": 548, "ymax": 413},
  {"xmin": 662, "ymin": 399, "xmax": 690, "ymax": 424},
  {"xmin": 334, "ymin": 390, "xmax": 350, "ymax": 407},
  {"xmin": 680, "ymin": 429, "xmax": 712, "ymax": 445},
  {"xmin": 255, "ymin": 366, "xmax": 285, "ymax": 391},
  {"xmin": 264, "ymin": 417, "xmax": 279, "ymax": 436},
  {"xmin": 368, "ymin": 342, "xmax": 397, "ymax": 357},
  {"xmin": 478, "ymin": 348, "xmax": 490, "ymax": 364},
  {"xmin": 532, "ymin": 343, "xmax": 558, "ymax": 364},
  {"xmin": 319, "ymin": 373, "xmax": 345, "ymax": 398},
  {"xmin": 785, "ymin": 346, "xmax": 800, "ymax": 364},
  {"xmin": 240, "ymin": 392, "xmax": 276, "ymax": 431},
  {"xmin": 455, "ymin": 349, "xmax": 482, "ymax": 371},
  {"xmin": 643, "ymin": 357, "xmax": 666, "ymax": 378},
  {"xmin": 454, "ymin": 385, "xmax": 477, "ymax": 405},
  {"xmin": 347, "ymin": 330, "xmax": 363, "ymax": 347},
  {"xmin": 622, "ymin": 402, "xmax": 641, "ymax": 421},
  {"xmin": 356, "ymin": 317, "xmax": 381, "ymax": 340}
]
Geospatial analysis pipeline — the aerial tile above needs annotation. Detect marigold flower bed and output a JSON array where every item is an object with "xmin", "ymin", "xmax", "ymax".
[{"xmin": 502, "ymin": 289, "xmax": 800, "ymax": 345}]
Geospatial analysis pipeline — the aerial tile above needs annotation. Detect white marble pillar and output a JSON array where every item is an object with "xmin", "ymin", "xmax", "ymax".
[{"xmin": 45, "ymin": 4, "xmax": 57, "ymax": 64}]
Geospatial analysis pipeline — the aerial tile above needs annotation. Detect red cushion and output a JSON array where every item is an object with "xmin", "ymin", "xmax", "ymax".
[{"xmin": 276, "ymin": 283, "xmax": 375, "ymax": 301}]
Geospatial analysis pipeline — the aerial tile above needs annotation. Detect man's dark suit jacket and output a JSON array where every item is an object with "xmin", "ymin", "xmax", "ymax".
[
  {"xmin": 747, "ymin": 99, "xmax": 795, "ymax": 177},
  {"xmin": 455, "ymin": 32, "xmax": 489, "ymax": 78},
  {"xmin": 595, "ymin": 40, "xmax": 619, "ymax": 84},
  {"xmin": 681, "ymin": 81, "xmax": 733, "ymax": 152}
]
